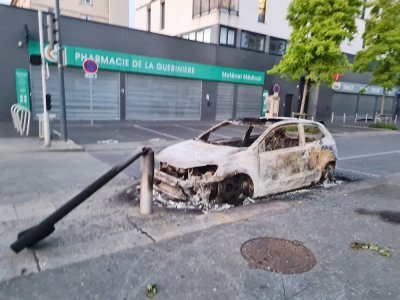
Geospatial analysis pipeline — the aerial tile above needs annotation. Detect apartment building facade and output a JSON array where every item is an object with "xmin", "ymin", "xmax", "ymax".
[
  {"xmin": 135, "ymin": 0, "xmax": 399, "ymax": 120},
  {"xmin": 135, "ymin": 0, "xmax": 365, "ymax": 55},
  {"xmin": 11, "ymin": 0, "xmax": 131, "ymax": 27}
]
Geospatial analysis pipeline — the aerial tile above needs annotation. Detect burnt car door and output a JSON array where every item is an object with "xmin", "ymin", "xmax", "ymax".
[
  {"xmin": 300, "ymin": 123, "xmax": 336, "ymax": 183},
  {"xmin": 257, "ymin": 124, "xmax": 309, "ymax": 196}
]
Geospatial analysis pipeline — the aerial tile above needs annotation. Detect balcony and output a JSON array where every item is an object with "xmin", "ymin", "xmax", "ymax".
[{"xmin": 193, "ymin": 0, "xmax": 239, "ymax": 17}]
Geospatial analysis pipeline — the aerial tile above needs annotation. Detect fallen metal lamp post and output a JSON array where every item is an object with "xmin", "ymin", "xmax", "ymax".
[{"xmin": 10, "ymin": 147, "xmax": 154, "ymax": 254}]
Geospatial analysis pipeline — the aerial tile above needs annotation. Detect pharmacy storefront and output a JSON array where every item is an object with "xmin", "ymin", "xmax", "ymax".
[{"xmin": 28, "ymin": 42, "xmax": 265, "ymax": 121}]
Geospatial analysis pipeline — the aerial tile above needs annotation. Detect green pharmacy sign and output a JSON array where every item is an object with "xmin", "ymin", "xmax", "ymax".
[
  {"xmin": 29, "ymin": 42, "xmax": 265, "ymax": 86},
  {"xmin": 15, "ymin": 69, "xmax": 30, "ymax": 110}
]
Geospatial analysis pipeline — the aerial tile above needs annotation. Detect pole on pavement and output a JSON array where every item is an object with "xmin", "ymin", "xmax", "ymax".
[
  {"xmin": 54, "ymin": 0, "xmax": 68, "ymax": 141},
  {"xmin": 140, "ymin": 149, "xmax": 154, "ymax": 215},
  {"xmin": 38, "ymin": 11, "xmax": 51, "ymax": 147}
]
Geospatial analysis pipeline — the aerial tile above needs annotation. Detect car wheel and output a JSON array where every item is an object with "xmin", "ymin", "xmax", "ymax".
[
  {"xmin": 320, "ymin": 163, "xmax": 336, "ymax": 183},
  {"xmin": 218, "ymin": 175, "xmax": 253, "ymax": 206}
]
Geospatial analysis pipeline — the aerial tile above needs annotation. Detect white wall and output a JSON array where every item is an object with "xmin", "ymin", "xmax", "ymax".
[{"xmin": 135, "ymin": 0, "xmax": 365, "ymax": 54}]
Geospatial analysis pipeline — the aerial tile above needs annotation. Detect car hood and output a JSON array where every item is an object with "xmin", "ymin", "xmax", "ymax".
[{"xmin": 156, "ymin": 139, "xmax": 243, "ymax": 169}]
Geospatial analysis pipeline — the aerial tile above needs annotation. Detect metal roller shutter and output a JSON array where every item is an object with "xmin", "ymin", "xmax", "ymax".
[
  {"xmin": 383, "ymin": 97, "xmax": 394, "ymax": 114},
  {"xmin": 332, "ymin": 93, "xmax": 357, "ymax": 120},
  {"xmin": 215, "ymin": 83, "xmax": 234, "ymax": 120},
  {"xmin": 30, "ymin": 66, "xmax": 120, "ymax": 120},
  {"xmin": 357, "ymin": 95, "xmax": 376, "ymax": 116},
  {"xmin": 126, "ymin": 74, "xmax": 201, "ymax": 121},
  {"xmin": 236, "ymin": 85, "xmax": 262, "ymax": 118}
]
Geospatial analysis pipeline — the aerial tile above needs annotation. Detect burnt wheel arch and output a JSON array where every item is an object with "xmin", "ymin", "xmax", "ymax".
[{"xmin": 217, "ymin": 174, "xmax": 254, "ymax": 206}]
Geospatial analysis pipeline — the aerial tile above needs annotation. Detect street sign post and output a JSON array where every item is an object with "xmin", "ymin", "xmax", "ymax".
[
  {"xmin": 83, "ymin": 59, "xmax": 98, "ymax": 125},
  {"xmin": 273, "ymin": 84, "xmax": 280, "ymax": 94}
]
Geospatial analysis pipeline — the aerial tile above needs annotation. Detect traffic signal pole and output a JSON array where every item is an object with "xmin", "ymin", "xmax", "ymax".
[
  {"xmin": 38, "ymin": 11, "xmax": 51, "ymax": 147},
  {"xmin": 54, "ymin": 0, "xmax": 68, "ymax": 141}
]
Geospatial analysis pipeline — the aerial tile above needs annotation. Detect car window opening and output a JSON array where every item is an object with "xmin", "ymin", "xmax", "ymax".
[{"xmin": 198, "ymin": 122, "xmax": 269, "ymax": 148}]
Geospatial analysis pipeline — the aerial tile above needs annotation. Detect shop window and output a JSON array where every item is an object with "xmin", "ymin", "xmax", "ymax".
[
  {"xmin": 241, "ymin": 31, "xmax": 265, "ymax": 52},
  {"xmin": 258, "ymin": 0, "xmax": 266, "ymax": 23},
  {"xmin": 220, "ymin": 26, "xmax": 236, "ymax": 46},
  {"xmin": 269, "ymin": 37, "xmax": 287, "ymax": 55}
]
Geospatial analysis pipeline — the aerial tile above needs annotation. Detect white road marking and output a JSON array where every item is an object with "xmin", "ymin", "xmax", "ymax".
[
  {"xmin": 52, "ymin": 129, "xmax": 61, "ymax": 137},
  {"xmin": 337, "ymin": 167, "xmax": 380, "ymax": 177},
  {"xmin": 339, "ymin": 150, "xmax": 400, "ymax": 161},
  {"xmin": 174, "ymin": 124, "xmax": 230, "ymax": 138},
  {"xmin": 134, "ymin": 125, "xmax": 183, "ymax": 141}
]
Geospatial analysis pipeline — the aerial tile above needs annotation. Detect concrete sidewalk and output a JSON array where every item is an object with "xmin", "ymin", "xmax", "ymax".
[{"xmin": 1, "ymin": 171, "xmax": 399, "ymax": 299}]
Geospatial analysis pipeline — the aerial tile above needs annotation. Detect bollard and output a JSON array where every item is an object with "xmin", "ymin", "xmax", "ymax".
[
  {"xmin": 311, "ymin": 116, "xmax": 314, "ymax": 121},
  {"xmin": 354, "ymin": 113, "xmax": 358, "ymax": 123},
  {"xmin": 331, "ymin": 112, "xmax": 334, "ymax": 123},
  {"xmin": 365, "ymin": 113, "xmax": 368, "ymax": 123},
  {"xmin": 395, "ymin": 115, "xmax": 398, "ymax": 124},
  {"xmin": 343, "ymin": 113, "xmax": 346, "ymax": 123},
  {"xmin": 140, "ymin": 148, "xmax": 154, "ymax": 215}
]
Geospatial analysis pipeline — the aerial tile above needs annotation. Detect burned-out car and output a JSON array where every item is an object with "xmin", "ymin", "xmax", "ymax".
[{"xmin": 155, "ymin": 118, "xmax": 337, "ymax": 205}]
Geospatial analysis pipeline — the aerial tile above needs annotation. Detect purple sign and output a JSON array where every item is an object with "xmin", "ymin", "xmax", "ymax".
[{"xmin": 273, "ymin": 84, "xmax": 280, "ymax": 93}]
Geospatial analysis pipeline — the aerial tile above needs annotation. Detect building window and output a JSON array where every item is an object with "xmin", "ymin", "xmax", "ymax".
[
  {"xmin": 160, "ymin": 1, "xmax": 165, "ymax": 29},
  {"xmin": 189, "ymin": 32, "xmax": 196, "ymax": 40},
  {"xmin": 219, "ymin": 0, "xmax": 239, "ymax": 14},
  {"xmin": 203, "ymin": 28, "xmax": 211, "ymax": 43},
  {"xmin": 80, "ymin": 0, "xmax": 92, "ymax": 5},
  {"xmin": 241, "ymin": 31, "xmax": 265, "ymax": 51},
  {"xmin": 193, "ymin": 0, "xmax": 238, "ymax": 17},
  {"xmin": 258, "ymin": 0, "xmax": 266, "ymax": 22},
  {"xmin": 269, "ymin": 37, "xmax": 287, "ymax": 55},
  {"xmin": 182, "ymin": 27, "xmax": 212, "ymax": 43},
  {"xmin": 220, "ymin": 26, "xmax": 236, "ymax": 46},
  {"xmin": 196, "ymin": 30, "xmax": 204, "ymax": 42},
  {"xmin": 80, "ymin": 15, "xmax": 93, "ymax": 21},
  {"xmin": 359, "ymin": 0, "xmax": 366, "ymax": 19},
  {"xmin": 147, "ymin": 7, "xmax": 151, "ymax": 31}
]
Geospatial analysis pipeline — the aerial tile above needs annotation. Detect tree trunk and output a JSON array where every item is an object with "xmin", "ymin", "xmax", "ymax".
[
  {"xmin": 380, "ymin": 90, "xmax": 386, "ymax": 116},
  {"xmin": 300, "ymin": 79, "xmax": 308, "ymax": 115}
]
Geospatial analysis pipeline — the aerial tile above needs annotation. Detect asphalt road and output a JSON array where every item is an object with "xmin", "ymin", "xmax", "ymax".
[
  {"xmin": 65, "ymin": 120, "xmax": 400, "ymax": 180},
  {"xmin": 63, "ymin": 120, "xmax": 384, "ymax": 144},
  {"xmin": 1, "ymin": 121, "xmax": 399, "ymax": 299}
]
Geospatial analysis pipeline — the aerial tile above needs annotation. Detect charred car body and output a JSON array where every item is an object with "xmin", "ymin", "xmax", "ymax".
[{"xmin": 155, "ymin": 118, "xmax": 337, "ymax": 206}]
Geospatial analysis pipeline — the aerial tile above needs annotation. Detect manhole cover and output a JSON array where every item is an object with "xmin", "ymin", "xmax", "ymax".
[{"xmin": 240, "ymin": 237, "xmax": 316, "ymax": 274}]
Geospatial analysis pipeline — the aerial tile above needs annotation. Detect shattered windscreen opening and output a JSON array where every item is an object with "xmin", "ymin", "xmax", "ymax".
[{"xmin": 199, "ymin": 122, "xmax": 268, "ymax": 147}]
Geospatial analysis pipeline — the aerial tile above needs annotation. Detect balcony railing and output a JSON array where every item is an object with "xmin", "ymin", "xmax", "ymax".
[{"xmin": 193, "ymin": 0, "xmax": 239, "ymax": 17}]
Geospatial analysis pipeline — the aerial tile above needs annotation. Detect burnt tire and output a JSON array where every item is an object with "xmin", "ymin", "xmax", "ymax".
[
  {"xmin": 218, "ymin": 175, "xmax": 253, "ymax": 206},
  {"xmin": 320, "ymin": 163, "xmax": 336, "ymax": 183}
]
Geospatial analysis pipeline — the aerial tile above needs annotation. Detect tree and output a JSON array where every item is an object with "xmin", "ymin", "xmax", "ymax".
[
  {"xmin": 353, "ymin": 0, "xmax": 400, "ymax": 116},
  {"xmin": 268, "ymin": 0, "xmax": 361, "ymax": 115}
]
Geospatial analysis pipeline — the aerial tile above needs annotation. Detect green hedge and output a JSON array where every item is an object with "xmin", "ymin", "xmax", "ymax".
[{"xmin": 369, "ymin": 123, "xmax": 398, "ymax": 130}]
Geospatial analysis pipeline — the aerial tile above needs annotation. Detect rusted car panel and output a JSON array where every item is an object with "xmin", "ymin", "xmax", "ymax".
[{"xmin": 154, "ymin": 117, "xmax": 337, "ymax": 205}]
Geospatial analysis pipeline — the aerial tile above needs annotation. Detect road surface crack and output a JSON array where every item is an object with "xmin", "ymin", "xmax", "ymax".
[
  {"xmin": 127, "ymin": 218, "xmax": 155, "ymax": 243},
  {"xmin": 281, "ymin": 277, "xmax": 286, "ymax": 300}
]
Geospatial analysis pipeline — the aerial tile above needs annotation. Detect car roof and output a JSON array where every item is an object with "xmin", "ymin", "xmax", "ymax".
[{"xmin": 227, "ymin": 117, "xmax": 321, "ymax": 127}]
